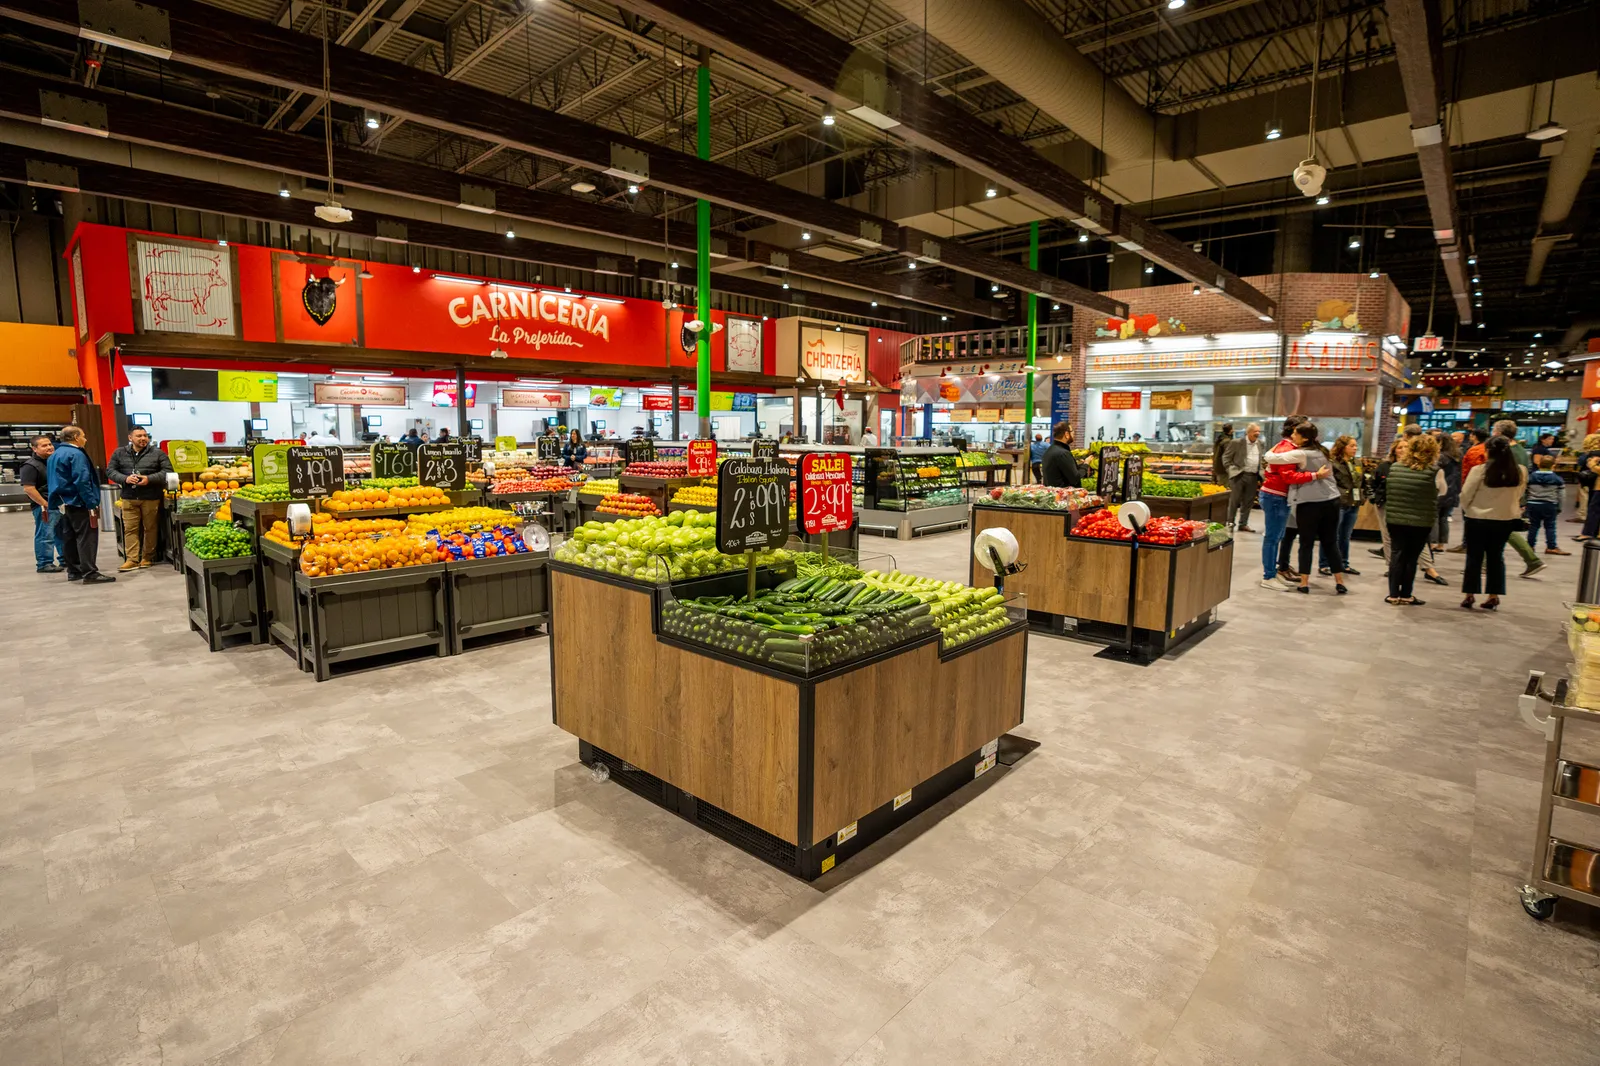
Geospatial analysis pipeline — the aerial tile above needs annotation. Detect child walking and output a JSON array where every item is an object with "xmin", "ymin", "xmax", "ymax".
[{"xmin": 1527, "ymin": 454, "xmax": 1569, "ymax": 555}]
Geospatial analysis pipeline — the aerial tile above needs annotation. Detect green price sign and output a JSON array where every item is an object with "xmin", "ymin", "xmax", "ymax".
[
  {"xmin": 168, "ymin": 440, "xmax": 208, "ymax": 473},
  {"xmin": 493, "ymin": 435, "xmax": 518, "ymax": 453},
  {"xmin": 252, "ymin": 443, "xmax": 291, "ymax": 487}
]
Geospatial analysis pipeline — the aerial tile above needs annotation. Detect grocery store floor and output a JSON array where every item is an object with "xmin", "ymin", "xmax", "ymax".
[{"xmin": 3, "ymin": 512, "xmax": 1599, "ymax": 1066}]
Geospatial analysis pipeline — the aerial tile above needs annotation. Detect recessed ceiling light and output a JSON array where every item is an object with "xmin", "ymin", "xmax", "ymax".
[
  {"xmin": 1265, "ymin": 124, "xmax": 1281, "ymax": 141},
  {"xmin": 985, "ymin": 187, "xmax": 997, "ymax": 198},
  {"xmin": 571, "ymin": 181, "xmax": 596, "ymax": 193},
  {"xmin": 801, "ymin": 231, "xmax": 811, "ymax": 240}
]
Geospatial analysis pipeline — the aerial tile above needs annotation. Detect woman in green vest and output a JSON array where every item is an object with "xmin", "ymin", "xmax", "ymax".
[{"xmin": 1384, "ymin": 433, "xmax": 1443, "ymax": 606}]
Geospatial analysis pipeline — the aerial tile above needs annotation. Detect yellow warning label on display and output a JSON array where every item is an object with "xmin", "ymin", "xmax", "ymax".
[
  {"xmin": 836, "ymin": 821, "xmax": 858, "ymax": 844},
  {"xmin": 820, "ymin": 855, "xmax": 835, "ymax": 874},
  {"xmin": 981, "ymin": 738, "xmax": 999, "ymax": 758},
  {"xmin": 974, "ymin": 753, "xmax": 997, "ymax": 779},
  {"xmin": 893, "ymin": 789, "xmax": 912, "ymax": 810}
]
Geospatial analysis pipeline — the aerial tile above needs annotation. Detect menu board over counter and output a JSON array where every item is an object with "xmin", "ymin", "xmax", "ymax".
[
  {"xmin": 287, "ymin": 446, "xmax": 346, "ymax": 499},
  {"xmin": 1121, "ymin": 451, "xmax": 1144, "ymax": 503},
  {"xmin": 686, "ymin": 439, "xmax": 717, "ymax": 477},
  {"xmin": 536, "ymin": 436, "xmax": 561, "ymax": 461},
  {"xmin": 624, "ymin": 438, "xmax": 657, "ymax": 465},
  {"xmin": 371, "ymin": 441, "xmax": 417, "ymax": 479},
  {"xmin": 798, "ymin": 452, "xmax": 853, "ymax": 535},
  {"xmin": 252, "ymin": 443, "xmax": 291, "ymax": 488},
  {"xmin": 716, "ymin": 458, "xmax": 790, "ymax": 554},
  {"xmin": 418, "ymin": 442, "xmax": 467, "ymax": 490},
  {"xmin": 1095, "ymin": 446, "xmax": 1121, "ymax": 501}
]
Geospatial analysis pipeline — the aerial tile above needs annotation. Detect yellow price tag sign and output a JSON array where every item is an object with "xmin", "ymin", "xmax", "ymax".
[
  {"xmin": 167, "ymin": 440, "xmax": 208, "ymax": 473},
  {"xmin": 494, "ymin": 435, "xmax": 518, "ymax": 452},
  {"xmin": 218, "ymin": 370, "xmax": 279, "ymax": 402}
]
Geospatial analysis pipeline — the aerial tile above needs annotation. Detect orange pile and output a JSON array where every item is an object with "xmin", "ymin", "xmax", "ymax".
[
  {"xmin": 265, "ymin": 515, "xmax": 409, "ymax": 546},
  {"xmin": 321, "ymin": 485, "xmax": 450, "ymax": 513},
  {"xmin": 299, "ymin": 535, "xmax": 436, "ymax": 577}
]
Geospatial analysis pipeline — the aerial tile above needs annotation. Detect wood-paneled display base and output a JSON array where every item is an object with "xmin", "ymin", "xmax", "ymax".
[
  {"xmin": 970, "ymin": 503, "xmax": 1232, "ymax": 657},
  {"xmin": 1140, "ymin": 492, "xmax": 1229, "ymax": 523},
  {"xmin": 549, "ymin": 564, "xmax": 1028, "ymax": 879}
]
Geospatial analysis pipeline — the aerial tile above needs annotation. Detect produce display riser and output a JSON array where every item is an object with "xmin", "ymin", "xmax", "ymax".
[
  {"xmin": 444, "ymin": 552, "xmax": 550, "ymax": 655},
  {"xmin": 260, "ymin": 539, "xmax": 310, "ymax": 671},
  {"xmin": 183, "ymin": 550, "xmax": 263, "ymax": 652},
  {"xmin": 857, "ymin": 503, "xmax": 970, "ymax": 540},
  {"xmin": 549, "ymin": 564, "xmax": 1028, "ymax": 880},
  {"xmin": 295, "ymin": 563, "xmax": 450, "ymax": 681},
  {"xmin": 1140, "ymin": 493, "xmax": 1229, "ymax": 523},
  {"xmin": 617, "ymin": 474, "xmax": 703, "ymax": 516},
  {"xmin": 228, "ymin": 497, "xmax": 298, "ymax": 554},
  {"xmin": 969, "ymin": 504, "xmax": 1232, "ymax": 658}
]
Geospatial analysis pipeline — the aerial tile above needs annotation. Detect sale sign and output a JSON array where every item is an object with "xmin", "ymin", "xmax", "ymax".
[
  {"xmin": 686, "ymin": 439, "xmax": 718, "ymax": 477},
  {"xmin": 799, "ymin": 452, "xmax": 853, "ymax": 535}
]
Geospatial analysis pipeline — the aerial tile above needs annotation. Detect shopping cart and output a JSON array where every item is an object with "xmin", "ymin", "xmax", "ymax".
[{"xmin": 1517, "ymin": 670, "xmax": 1600, "ymax": 921}]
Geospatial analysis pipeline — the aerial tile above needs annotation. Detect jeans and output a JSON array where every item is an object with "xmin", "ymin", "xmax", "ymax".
[
  {"xmin": 1297, "ymin": 498, "xmax": 1343, "ymax": 576},
  {"xmin": 1463, "ymin": 517, "xmax": 1517, "ymax": 595},
  {"xmin": 31, "ymin": 504, "xmax": 64, "ymax": 569},
  {"xmin": 1320, "ymin": 504, "xmax": 1360, "ymax": 572},
  {"xmin": 1228, "ymin": 473, "xmax": 1260, "ymax": 529},
  {"xmin": 1526, "ymin": 501, "xmax": 1559, "ymax": 550},
  {"xmin": 1388, "ymin": 524, "xmax": 1431, "ymax": 599},
  {"xmin": 1260, "ymin": 492, "xmax": 1289, "ymax": 580}
]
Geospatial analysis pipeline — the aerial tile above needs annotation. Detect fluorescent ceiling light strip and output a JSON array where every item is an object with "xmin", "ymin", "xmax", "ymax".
[{"xmin": 432, "ymin": 274, "xmax": 487, "ymax": 285}]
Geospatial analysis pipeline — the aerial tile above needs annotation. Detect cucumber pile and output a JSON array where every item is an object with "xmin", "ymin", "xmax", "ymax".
[
  {"xmin": 857, "ymin": 571, "xmax": 1013, "ymax": 649},
  {"xmin": 659, "ymin": 573, "xmax": 935, "ymax": 674}
]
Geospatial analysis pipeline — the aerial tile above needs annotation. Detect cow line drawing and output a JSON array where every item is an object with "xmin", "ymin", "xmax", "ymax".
[{"xmin": 141, "ymin": 246, "xmax": 231, "ymax": 331}]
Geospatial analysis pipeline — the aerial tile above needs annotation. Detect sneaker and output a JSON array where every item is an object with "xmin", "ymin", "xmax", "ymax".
[
  {"xmin": 36, "ymin": 564, "xmax": 63, "ymax": 574},
  {"xmin": 1259, "ymin": 577, "xmax": 1293, "ymax": 591},
  {"xmin": 117, "ymin": 560, "xmax": 139, "ymax": 572},
  {"xmin": 82, "ymin": 572, "xmax": 117, "ymax": 585},
  {"xmin": 67, "ymin": 573, "xmax": 83, "ymax": 581},
  {"xmin": 1368, "ymin": 548, "xmax": 1386, "ymax": 558},
  {"xmin": 1522, "ymin": 560, "xmax": 1547, "ymax": 578}
]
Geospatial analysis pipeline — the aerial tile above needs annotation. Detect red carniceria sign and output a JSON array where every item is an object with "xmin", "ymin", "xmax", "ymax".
[
  {"xmin": 686, "ymin": 438, "xmax": 718, "ymax": 477},
  {"xmin": 799, "ymin": 452, "xmax": 853, "ymax": 535}
]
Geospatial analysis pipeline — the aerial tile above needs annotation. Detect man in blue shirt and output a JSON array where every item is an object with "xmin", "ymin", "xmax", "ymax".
[
  {"xmin": 1029, "ymin": 434, "xmax": 1047, "ymax": 483},
  {"xmin": 47, "ymin": 425, "xmax": 114, "ymax": 584}
]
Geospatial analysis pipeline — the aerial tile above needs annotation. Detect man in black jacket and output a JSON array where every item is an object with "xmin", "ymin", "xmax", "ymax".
[
  {"xmin": 1041, "ymin": 422, "xmax": 1082, "ymax": 488},
  {"xmin": 107, "ymin": 426, "xmax": 173, "ymax": 570}
]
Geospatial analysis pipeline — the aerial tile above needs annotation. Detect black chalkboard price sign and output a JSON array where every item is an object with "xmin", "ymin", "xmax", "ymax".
[
  {"xmin": 716, "ymin": 458, "xmax": 790, "ymax": 555},
  {"xmin": 287, "ymin": 446, "xmax": 345, "ymax": 498},
  {"xmin": 536, "ymin": 435, "xmax": 561, "ymax": 461},
  {"xmin": 1121, "ymin": 451, "xmax": 1144, "ymax": 502},
  {"xmin": 460, "ymin": 437, "xmax": 482, "ymax": 465},
  {"xmin": 1095, "ymin": 446, "xmax": 1122, "ymax": 501},
  {"xmin": 624, "ymin": 438, "xmax": 657, "ymax": 465},
  {"xmin": 371, "ymin": 441, "xmax": 417, "ymax": 480},
  {"xmin": 750, "ymin": 437, "xmax": 779, "ymax": 460},
  {"xmin": 418, "ymin": 442, "xmax": 467, "ymax": 490}
]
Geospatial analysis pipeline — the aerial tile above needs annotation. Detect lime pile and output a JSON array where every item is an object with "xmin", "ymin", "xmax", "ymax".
[
  {"xmin": 234, "ymin": 483, "xmax": 296, "ymax": 502},
  {"xmin": 185, "ymin": 520, "xmax": 253, "ymax": 559}
]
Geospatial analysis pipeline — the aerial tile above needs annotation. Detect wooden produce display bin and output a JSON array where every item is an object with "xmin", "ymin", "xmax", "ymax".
[
  {"xmin": 183, "ymin": 550, "xmax": 262, "ymax": 651},
  {"xmin": 259, "ymin": 538, "xmax": 309, "ymax": 670},
  {"xmin": 296, "ymin": 563, "xmax": 450, "ymax": 681},
  {"xmin": 444, "ymin": 552, "xmax": 550, "ymax": 655},
  {"xmin": 969, "ymin": 503, "xmax": 1233, "ymax": 657},
  {"xmin": 549, "ymin": 563, "xmax": 1028, "ymax": 879},
  {"xmin": 617, "ymin": 474, "xmax": 702, "ymax": 516},
  {"xmin": 1140, "ymin": 492, "xmax": 1230, "ymax": 523}
]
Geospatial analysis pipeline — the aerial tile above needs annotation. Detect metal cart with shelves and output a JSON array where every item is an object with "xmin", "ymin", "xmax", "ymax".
[{"xmin": 1516, "ymin": 670, "xmax": 1600, "ymax": 921}]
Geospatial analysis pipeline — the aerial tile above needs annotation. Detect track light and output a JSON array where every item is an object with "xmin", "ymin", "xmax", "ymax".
[
  {"xmin": 1051, "ymin": 303, "xmax": 1060, "ymax": 311},
  {"xmin": 1347, "ymin": 237, "xmax": 1361, "ymax": 250},
  {"xmin": 1368, "ymin": 268, "xmax": 1380, "ymax": 278},
  {"xmin": 216, "ymin": 236, "xmax": 228, "ymax": 247},
  {"xmin": 505, "ymin": 228, "xmax": 515, "ymax": 239},
  {"xmin": 1192, "ymin": 283, "xmax": 1201, "ymax": 295},
  {"xmin": 363, "ymin": 109, "xmax": 381, "ymax": 130},
  {"xmin": 411, "ymin": 264, "xmax": 420, "ymax": 273},
  {"xmin": 801, "ymin": 231, "xmax": 811, "ymax": 240},
  {"xmin": 278, "ymin": 178, "xmax": 291, "ymax": 198},
  {"xmin": 1078, "ymin": 233, "xmax": 1089, "ymax": 244},
  {"xmin": 985, "ymin": 187, "xmax": 997, "ymax": 198},
  {"xmin": 627, "ymin": 184, "xmax": 639, "ymax": 194},
  {"xmin": 1265, "ymin": 123, "xmax": 1281, "ymax": 141},
  {"xmin": 1144, "ymin": 263, "xmax": 1154, "ymax": 274}
]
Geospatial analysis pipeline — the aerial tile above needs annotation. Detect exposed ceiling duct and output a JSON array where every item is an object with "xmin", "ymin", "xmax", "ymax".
[
  {"xmin": 1525, "ymin": 123, "xmax": 1598, "ymax": 288},
  {"xmin": 875, "ymin": 0, "xmax": 1162, "ymax": 167},
  {"xmin": 1384, "ymin": 0, "xmax": 1471, "ymax": 323}
]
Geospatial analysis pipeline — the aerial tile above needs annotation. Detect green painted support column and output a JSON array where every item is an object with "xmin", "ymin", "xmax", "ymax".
[
  {"xmin": 695, "ymin": 50, "xmax": 713, "ymax": 439},
  {"xmin": 1026, "ymin": 221, "xmax": 1039, "ymax": 439}
]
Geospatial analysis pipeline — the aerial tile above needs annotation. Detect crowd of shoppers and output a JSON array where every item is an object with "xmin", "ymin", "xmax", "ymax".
[{"xmin": 1218, "ymin": 414, "xmax": 1575, "ymax": 609}]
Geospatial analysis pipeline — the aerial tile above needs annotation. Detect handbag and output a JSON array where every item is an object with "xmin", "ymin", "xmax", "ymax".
[{"xmin": 1511, "ymin": 516, "xmax": 1529, "ymax": 532}]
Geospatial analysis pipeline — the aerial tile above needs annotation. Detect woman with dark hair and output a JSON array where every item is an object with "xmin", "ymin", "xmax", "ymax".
[
  {"xmin": 1432, "ymin": 429, "xmax": 1462, "ymax": 551},
  {"xmin": 1319, "ymin": 434, "xmax": 1362, "ymax": 576},
  {"xmin": 562, "ymin": 428, "xmax": 587, "ymax": 471},
  {"xmin": 1459, "ymin": 435, "xmax": 1528, "ymax": 610},
  {"xmin": 1383, "ymin": 433, "xmax": 1442, "ymax": 606},
  {"xmin": 1281, "ymin": 422, "xmax": 1348, "ymax": 594}
]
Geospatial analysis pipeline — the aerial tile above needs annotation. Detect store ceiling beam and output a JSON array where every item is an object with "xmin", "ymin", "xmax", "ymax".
[
  {"xmin": 0, "ymin": 0, "xmax": 1064, "ymax": 313},
  {"xmin": 607, "ymin": 0, "xmax": 1256, "ymax": 320},
  {"xmin": 0, "ymin": 73, "xmax": 974, "ymax": 317},
  {"xmin": 1384, "ymin": 0, "xmax": 1472, "ymax": 323}
]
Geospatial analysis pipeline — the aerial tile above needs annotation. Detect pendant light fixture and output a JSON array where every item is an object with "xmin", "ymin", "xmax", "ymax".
[{"xmin": 313, "ymin": 0, "xmax": 352, "ymax": 225}]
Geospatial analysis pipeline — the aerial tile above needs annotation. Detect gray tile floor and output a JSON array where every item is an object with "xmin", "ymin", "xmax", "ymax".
[{"xmin": 3, "ymin": 510, "xmax": 1600, "ymax": 1065}]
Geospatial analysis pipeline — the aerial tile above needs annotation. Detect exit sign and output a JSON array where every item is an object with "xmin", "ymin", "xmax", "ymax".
[{"xmin": 1414, "ymin": 335, "xmax": 1443, "ymax": 352}]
